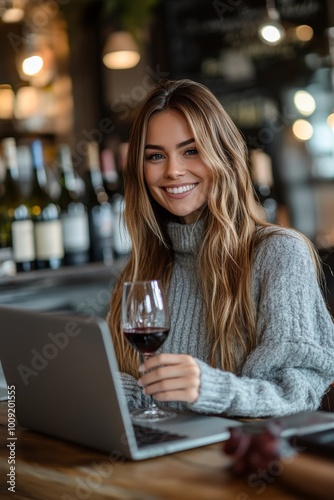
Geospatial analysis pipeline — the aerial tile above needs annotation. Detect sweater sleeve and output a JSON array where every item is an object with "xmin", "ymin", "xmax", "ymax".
[
  {"xmin": 189, "ymin": 231, "xmax": 334, "ymax": 417},
  {"xmin": 119, "ymin": 372, "xmax": 149, "ymax": 408}
]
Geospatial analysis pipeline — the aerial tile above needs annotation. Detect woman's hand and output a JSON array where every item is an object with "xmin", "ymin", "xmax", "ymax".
[{"xmin": 138, "ymin": 353, "xmax": 200, "ymax": 403}]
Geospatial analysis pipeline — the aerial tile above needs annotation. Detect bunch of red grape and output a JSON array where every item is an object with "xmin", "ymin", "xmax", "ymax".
[{"xmin": 223, "ymin": 423, "xmax": 287, "ymax": 475}]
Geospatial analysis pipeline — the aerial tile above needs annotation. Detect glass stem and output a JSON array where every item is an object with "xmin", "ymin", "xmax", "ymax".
[{"xmin": 142, "ymin": 353, "xmax": 158, "ymax": 412}]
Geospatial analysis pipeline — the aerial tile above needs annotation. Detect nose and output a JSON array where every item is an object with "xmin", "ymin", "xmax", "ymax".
[{"xmin": 164, "ymin": 155, "xmax": 185, "ymax": 179}]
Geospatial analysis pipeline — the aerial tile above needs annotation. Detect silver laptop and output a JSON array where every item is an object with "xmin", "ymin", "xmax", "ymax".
[{"xmin": 0, "ymin": 305, "xmax": 241, "ymax": 460}]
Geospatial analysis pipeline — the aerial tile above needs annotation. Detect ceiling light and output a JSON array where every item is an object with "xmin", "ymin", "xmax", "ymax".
[
  {"xmin": 327, "ymin": 113, "xmax": 334, "ymax": 130},
  {"xmin": 295, "ymin": 25, "xmax": 313, "ymax": 42},
  {"xmin": 102, "ymin": 31, "xmax": 140, "ymax": 70},
  {"xmin": 16, "ymin": 33, "xmax": 55, "ymax": 86},
  {"xmin": 294, "ymin": 90, "xmax": 316, "ymax": 116},
  {"xmin": 292, "ymin": 119, "xmax": 313, "ymax": 141},
  {"xmin": 258, "ymin": 0, "xmax": 285, "ymax": 46},
  {"xmin": 22, "ymin": 55, "xmax": 44, "ymax": 76},
  {"xmin": 259, "ymin": 24, "xmax": 285, "ymax": 45},
  {"xmin": 1, "ymin": 0, "xmax": 25, "ymax": 23}
]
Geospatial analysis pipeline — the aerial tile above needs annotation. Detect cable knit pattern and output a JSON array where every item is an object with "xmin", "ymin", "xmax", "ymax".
[{"xmin": 120, "ymin": 221, "xmax": 334, "ymax": 417}]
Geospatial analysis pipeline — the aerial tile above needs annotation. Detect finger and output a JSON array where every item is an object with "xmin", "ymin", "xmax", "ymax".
[
  {"xmin": 143, "ymin": 373, "xmax": 198, "ymax": 394},
  {"xmin": 138, "ymin": 353, "xmax": 191, "ymax": 372},
  {"xmin": 138, "ymin": 360, "xmax": 199, "ymax": 387},
  {"xmin": 146, "ymin": 378, "xmax": 200, "ymax": 403},
  {"xmin": 140, "ymin": 367, "xmax": 200, "ymax": 403}
]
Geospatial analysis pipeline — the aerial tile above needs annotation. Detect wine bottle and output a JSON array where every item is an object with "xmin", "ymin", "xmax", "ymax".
[
  {"xmin": 250, "ymin": 149, "xmax": 277, "ymax": 223},
  {"xmin": 100, "ymin": 148, "xmax": 131, "ymax": 256},
  {"xmin": 112, "ymin": 194, "xmax": 132, "ymax": 257},
  {"xmin": 29, "ymin": 139, "xmax": 64, "ymax": 270},
  {"xmin": 0, "ymin": 138, "xmax": 35, "ymax": 272},
  {"xmin": 84, "ymin": 141, "xmax": 114, "ymax": 264},
  {"xmin": 57, "ymin": 144, "xmax": 90, "ymax": 266},
  {"xmin": 0, "ymin": 138, "xmax": 16, "ymax": 265},
  {"xmin": 100, "ymin": 148, "xmax": 121, "ymax": 200}
]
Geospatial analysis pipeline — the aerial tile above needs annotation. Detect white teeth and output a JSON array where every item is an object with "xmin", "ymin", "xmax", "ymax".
[{"xmin": 165, "ymin": 184, "xmax": 196, "ymax": 194}]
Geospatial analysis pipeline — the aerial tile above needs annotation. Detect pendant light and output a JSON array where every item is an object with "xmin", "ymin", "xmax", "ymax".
[
  {"xmin": 1, "ymin": 0, "xmax": 25, "ymax": 23},
  {"xmin": 16, "ymin": 31, "xmax": 55, "ymax": 87},
  {"xmin": 102, "ymin": 31, "xmax": 140, "ymax": 70},
  {"xmin": 258, "ymin": 0, "xmax": 285, "ymax": 46}
]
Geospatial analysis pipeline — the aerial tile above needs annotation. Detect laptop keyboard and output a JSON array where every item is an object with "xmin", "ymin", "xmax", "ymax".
[{"xmin": 133, "ymin": 424, "xmax": 187, "ymax": 448}]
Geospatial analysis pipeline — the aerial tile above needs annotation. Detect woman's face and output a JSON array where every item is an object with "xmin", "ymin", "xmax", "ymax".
[{"xmin": 144, "ymin": 110, "xmax": 212, "ymax": 224}]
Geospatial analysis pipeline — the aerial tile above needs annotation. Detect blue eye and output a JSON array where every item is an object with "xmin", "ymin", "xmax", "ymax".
[
  {"xmin": 185, "ymin": 149, "xmax": 198, "ymax": 156},
  {"xmin": 145, "ymin": 153, "xmax": 164, "ymax": 161}
]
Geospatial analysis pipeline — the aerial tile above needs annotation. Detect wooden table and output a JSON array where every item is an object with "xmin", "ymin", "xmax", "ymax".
[{"xmin": 0, "ymin": 402, "xmax": 332, "ymax": 500}]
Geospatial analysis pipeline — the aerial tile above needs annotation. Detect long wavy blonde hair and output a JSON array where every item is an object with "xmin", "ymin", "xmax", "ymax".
[{"xmin": 109, "ymin": 79, "xmax": 321, "ymax": 378}]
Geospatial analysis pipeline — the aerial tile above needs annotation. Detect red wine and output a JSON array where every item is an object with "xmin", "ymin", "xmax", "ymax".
[{"xmin": 123, "ymin": 327, "xmax": 169, "ymax": 354}]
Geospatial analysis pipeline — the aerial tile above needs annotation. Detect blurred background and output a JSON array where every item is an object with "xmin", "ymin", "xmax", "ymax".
[{"xmin": 1, "ymin": 0, "xmax": 334, "ymax": 306}]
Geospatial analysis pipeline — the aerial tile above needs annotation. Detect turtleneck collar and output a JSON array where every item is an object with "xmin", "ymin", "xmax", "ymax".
[{"xmin": 167, "ymin": 219, "xmax": 205, "ymax": 255}]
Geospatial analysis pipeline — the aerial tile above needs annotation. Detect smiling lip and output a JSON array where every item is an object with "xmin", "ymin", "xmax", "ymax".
[{"xmin": 163, "ymin": 183, "xmax": 198, "ymax": 195}]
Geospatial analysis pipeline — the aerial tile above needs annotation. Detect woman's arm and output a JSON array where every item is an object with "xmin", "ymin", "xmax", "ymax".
[{"xmin": 118, "ymin": 372, "xmax": 149, "ymax": 409}]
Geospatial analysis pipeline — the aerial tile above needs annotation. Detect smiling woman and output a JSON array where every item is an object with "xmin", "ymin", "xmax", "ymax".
[
  {"xmin": 144, "ymin": 110, "xmax": 212, "ymax": 224},
  {"xmin": 108, "ymin": 79, "xmax": 334, "ymax": 419}
]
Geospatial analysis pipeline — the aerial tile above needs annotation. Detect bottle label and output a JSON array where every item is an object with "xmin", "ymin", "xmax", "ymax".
[
  {"xmin": 91, "ymin": 204, "xmax": 113, "ymax": 239},
  {"xmin": 11, "ymin": 220, "xmax": 35, "ymax": 262},
  {"xmin": 35, "ymin": 220, "xmax": 64, "ymax": 259},
  {"xmin": 61, "ymin": 212, "xmax": 90, "ymax": 252}
]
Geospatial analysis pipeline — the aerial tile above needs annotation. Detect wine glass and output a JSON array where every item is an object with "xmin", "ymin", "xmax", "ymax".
[{"xmin": 122, "ymin": 280, "xmax": 175, "ymax": 423}]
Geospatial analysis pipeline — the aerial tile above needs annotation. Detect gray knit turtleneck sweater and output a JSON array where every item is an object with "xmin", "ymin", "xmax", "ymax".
[{"xmin": 120, "ymin": 221, "xmax": 334, "ymax": 417}]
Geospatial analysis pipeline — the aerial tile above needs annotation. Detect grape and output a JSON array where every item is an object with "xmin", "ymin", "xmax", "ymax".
[{"xmin": 222, "ymin": 423, "xmax": 286, "ymax": 476}]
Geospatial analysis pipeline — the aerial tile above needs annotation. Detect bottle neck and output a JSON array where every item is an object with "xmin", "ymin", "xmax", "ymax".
[
  {"xmin": 88, "ymin": 168, "xmax": 104, "ymax": 192},
  {"xmin": 59, "ymin": 144, "xmax": 76, "ymax": 188},
  {"xmin": 100, "ymin": 149, "xmax": 119, "ymax": 189},
  {"xmin": 86, "ymin": 142, "xmax": 104, "ymax": 190},
  {"xmin": 30, "ymin": 140, "xmax": 48, "ymax": 190},
  {"xmin": 28, "ymin": 140, "xmax": 53, "ymax": 208},
  {"xmin": 5, "ymin": 161, "xmax": 19, "ymax": 184},
  {"xmin": 1, "ymin": 138, "xmax": 20, "ymax": 203},
  {"xmin": 4, "ymin": 163, "xmax": 19, "ymax": 194}
]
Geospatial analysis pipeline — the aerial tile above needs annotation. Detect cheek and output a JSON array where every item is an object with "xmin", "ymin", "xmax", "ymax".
[
  {"xmin": 144, "ymin": 166, "xmax": 154, "ymax": 187},
  {"xmin": 144, "ymin": 169, "xmax": 159, "ymax": 199},
  {"xmin": 144, "ymin": 168, "xmax": 162, "ymax": 194}
]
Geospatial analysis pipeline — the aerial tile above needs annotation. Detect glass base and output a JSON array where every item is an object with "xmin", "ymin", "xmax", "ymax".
[{"xmin": 130, "ymin": 406, "xmax": 176, "ymax": 424}]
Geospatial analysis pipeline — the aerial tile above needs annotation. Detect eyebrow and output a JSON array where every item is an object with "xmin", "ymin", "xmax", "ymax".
[{"xmin": 144, "ymin": 138, "xmax": 195, "ymax": 151}]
